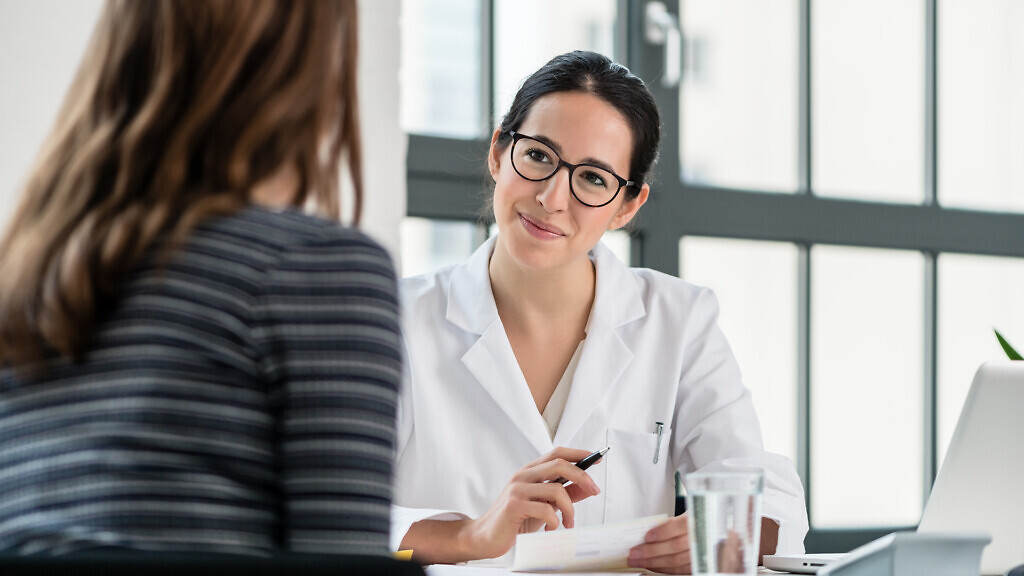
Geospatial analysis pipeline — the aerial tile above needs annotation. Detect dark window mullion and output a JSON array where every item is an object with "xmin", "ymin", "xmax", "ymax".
[
  {"xmin": 797, "ymin": 0, "xmax": 813, "ymax": 527},
  {"xmin": 923, "ymin": 0, "xmax": 940, "ymax": 506},
  {"xmin": 797, "ymin": 243, "xmax": 812, "ymax": 523},
  {"xmin": 481, "ymin": 0, "xmax": 495, "ymax": 133},
  {"xmin": 799, "ymin": 0, "xmax": 813, "ymax": 196},
  {"xmin": 629, "ymin": 0, "xmax": 682, "ymax": 276},
  {"xmin": 924, "ymin": 253, "xmax": 939, "ymax": 503}
]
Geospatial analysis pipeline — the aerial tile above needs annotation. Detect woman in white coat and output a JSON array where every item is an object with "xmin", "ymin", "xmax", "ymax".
[{"xmin": 394, "ymin": 51, "xmax": 808, "ymax": 573}]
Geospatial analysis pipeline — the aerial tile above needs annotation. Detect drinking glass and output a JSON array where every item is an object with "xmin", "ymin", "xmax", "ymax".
[{"xmin": 684, "ymin": 471, "xmax": 764, "ymax": 575}]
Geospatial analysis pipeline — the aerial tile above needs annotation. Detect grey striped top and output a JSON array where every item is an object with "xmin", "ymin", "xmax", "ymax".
[{"xmin": 0, "ymin": 207, "xmax": 402, "ymax": 557}]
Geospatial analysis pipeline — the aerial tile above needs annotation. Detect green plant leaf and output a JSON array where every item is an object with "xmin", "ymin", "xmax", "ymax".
[{"xmin": 994, "ymin": 329, "xmax": 1023, "ymax": 360}]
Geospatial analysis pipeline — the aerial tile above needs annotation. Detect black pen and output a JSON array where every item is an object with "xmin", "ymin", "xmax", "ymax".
[{"xmin": 553, "ymin": 446, "xmax": 610, "ymax": 485}]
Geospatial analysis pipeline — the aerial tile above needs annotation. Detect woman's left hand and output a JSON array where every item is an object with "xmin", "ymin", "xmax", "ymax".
[{"xmin": 627, "ymin": 513, "xmax": 692, "ymax": 574}]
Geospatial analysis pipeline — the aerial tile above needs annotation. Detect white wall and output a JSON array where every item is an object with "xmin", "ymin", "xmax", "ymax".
[
  {"xmin": 0, "ymin": 0, "xmax": 405, "ymax": 262},
  {"xmin": 356, "ymin": 0, "xmax": 405, "ymax": 261},
  {"xmin": 0, "ymin": 0, "xmax": 104, "ymax": 224}
]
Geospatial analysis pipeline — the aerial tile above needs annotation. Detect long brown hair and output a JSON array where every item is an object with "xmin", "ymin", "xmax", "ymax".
[{"xmin": 0, "ymin": 0, "xmax": 362, "ymax": 369}]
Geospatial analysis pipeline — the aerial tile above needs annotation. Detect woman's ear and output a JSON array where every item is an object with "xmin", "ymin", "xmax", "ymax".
[
  {"xmin": 608, "ymin": 183, "xmax": 650, "ymax": 230},
  {"xmin": 488, "ymin": 128, "xmax": 504, "ymax": 182}
]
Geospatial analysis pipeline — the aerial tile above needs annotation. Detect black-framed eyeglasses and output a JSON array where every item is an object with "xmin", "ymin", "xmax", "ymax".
[{"xmin": 508, "ymin": 131, "xmax": 636, "ymax": 208}]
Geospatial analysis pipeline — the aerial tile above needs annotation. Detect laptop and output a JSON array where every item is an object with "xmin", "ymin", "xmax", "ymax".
[
  {"xmin": 766, "ymin": 361, "xmax": 1024, "ymax": 575},
  {"xmin": 917, "ymin": 360, "xmax": 1024, "ymax": 576},
  {"xmin": 763, "ymin": 552, "xmax": 845, "ymax": 574}
]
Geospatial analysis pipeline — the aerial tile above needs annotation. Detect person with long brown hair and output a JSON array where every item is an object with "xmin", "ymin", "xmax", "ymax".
[{"xmin": 0, "ymin": 0, "xmax": 401, "ymax": 556}]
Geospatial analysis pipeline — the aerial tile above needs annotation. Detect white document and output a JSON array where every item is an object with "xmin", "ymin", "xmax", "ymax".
[{"xmin": 510, "ymin": 514, "xmax": 667, "ymax": 572}]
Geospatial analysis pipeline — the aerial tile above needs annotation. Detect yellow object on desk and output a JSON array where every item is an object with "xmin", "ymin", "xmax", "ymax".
[{"xmin": 394, "ymin": 550, "xmax": 414, "ymax": 561}]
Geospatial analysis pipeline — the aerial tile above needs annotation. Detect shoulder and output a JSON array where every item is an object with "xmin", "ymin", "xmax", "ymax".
[
  {"xmin": 633, "ymin": 268, "xmax": 722, "ymax": 332},
  {"xmin": 198, "ymin": 207, "xmax": 396, "ymax": 277},
  {"xmin": 632, "ymin": 267, "xmax": 715, "ymax": 305},
  {"xmin": 226, "ymin": 207, "xmax": 392, "ymax": 257},
  {"xmin": 592, "ymin": 245, "xmax": 718, "ymax": 318},
  {"xmin": 398, "ymin": 264, "xmax": 456, "ymax": 321}
]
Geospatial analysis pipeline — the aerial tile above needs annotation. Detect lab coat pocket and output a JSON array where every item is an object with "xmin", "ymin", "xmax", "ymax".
[{"xmin": 604, "ymin": 426, "xmax": 675, "ymax": 523}]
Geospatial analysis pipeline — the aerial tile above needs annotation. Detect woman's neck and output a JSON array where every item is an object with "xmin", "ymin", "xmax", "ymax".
[
  {"xmin": 488, "ymin": 237, "xmax": 596, "ymax": 336},
  {"xmin": 251, "ymin": 162, "xmax": 299, "ymax": 208}
]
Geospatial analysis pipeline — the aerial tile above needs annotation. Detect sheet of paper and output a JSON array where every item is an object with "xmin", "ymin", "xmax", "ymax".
[{"xmin": 510, "ymin": 514, "xmax": 667, "ymax": 572}]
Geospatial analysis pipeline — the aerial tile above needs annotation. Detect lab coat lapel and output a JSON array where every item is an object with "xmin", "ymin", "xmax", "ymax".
[
  {"xmin": 553, "ymin": 242, "xmax": 646, "ymax": 447},
  {"xmin": 448, "ymin": 238, "xmax": 554, "ymax": 456}
]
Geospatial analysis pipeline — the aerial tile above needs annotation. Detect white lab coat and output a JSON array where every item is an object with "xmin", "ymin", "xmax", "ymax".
[{"xmin": 391, "ymin": 236, "xmax": 809, "ymax": 553}]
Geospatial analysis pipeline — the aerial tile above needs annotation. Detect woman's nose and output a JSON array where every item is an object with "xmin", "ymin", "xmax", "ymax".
[{"xmin": 536, "ymin": 166, "xmax": 572, "ymax": 212}]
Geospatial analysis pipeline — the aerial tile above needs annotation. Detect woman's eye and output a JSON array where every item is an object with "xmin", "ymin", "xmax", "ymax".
[
  {"xmin": 582, "ymin": 171, "xmax": 608, "ymax": 188},
  {"xmin": 526, "ymin": 149, "xmax": 550, "ymax": 163}
]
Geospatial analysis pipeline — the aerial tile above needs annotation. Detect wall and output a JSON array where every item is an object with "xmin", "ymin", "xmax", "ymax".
[{"xmin": 0, "ymin": 0, "xmax": 405, "ymax": 262}]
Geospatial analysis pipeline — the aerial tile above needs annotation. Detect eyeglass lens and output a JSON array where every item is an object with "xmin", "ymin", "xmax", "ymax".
[{"xmin": 511, "ymin": 136, "xmax": 620, "ymax": 207}]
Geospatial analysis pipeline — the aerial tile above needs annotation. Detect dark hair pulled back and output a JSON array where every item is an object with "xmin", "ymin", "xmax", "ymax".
[{"xmin": 497, "ymin": 50, "xmax": 661, "ymax": 199}]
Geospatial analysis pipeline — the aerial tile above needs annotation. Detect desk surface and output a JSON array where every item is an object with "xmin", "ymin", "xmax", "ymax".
[{"xmin": 426, "ymin": 564, "xmax": 786, "ymax": 575}]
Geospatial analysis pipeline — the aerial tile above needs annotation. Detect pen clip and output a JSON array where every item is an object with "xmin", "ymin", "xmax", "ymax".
[{"xmin": 653, "ymin": 421, "xmax": 664, "ymax": 464}]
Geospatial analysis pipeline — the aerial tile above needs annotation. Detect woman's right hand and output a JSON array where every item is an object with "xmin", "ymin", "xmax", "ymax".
[{"xmin": 461, "ymin": 446, "xmax": 602, "ymax": 558}]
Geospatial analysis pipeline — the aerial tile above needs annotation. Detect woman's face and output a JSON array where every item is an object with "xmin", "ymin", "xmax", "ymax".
[{"xmin": 488, "ymin": 91, "xmax": 649, "ymax": 273}]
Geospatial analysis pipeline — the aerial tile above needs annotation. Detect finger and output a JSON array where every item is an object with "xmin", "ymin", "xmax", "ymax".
[
  {"xmin": 633, "ymin": 534, "xmax": 690, "ymax": 561},
  {"xmin": 519, "ymin": 500, "xmax": 561, "ymax": 532},
  {"xmin": 564, "ymin": 482, "xmax": 597, "ymax": 503},
  {"xmin": 513, "ymin": 482, "xmax": 578, "ymax": 529},
  {"xmin": 524, "ymin": 446, "xmax": 595, "ymax": 469},
  {"xmin": 641, "ymin": 552, "xmax": 692, "ymax": 575},
  {"xmin": 629, "ymin": 542, "xmax": 691, "ymax": 574},
  {"xmin": 526, "ymin": 458, "xmax": 601, "ymax": 494},
  {"xmin": 644, "ymin": 515, "xmax": 688, "ymax": 543}
]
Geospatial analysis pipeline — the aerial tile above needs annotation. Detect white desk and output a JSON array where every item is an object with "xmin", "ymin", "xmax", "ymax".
[{"xmin": 426, "ymin": 564, "xmax": 785, "ymax": 575}]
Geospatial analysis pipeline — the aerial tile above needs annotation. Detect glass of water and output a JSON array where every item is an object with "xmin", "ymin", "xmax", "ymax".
[{"xmin": 684, "ymin": 471, "xmax": 764, "ymax": 575}]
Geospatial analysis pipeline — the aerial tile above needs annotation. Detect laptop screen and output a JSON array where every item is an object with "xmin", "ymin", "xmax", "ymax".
[{"xmin": 917, "ymin": 361, "xmax": 1024, "ymax": 576}]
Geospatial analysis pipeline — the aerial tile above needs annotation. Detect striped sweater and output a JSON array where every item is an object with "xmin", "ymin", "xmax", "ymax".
[{"xmin": 0, "ymin": 207, "xmax": 402, "ymax": 556}]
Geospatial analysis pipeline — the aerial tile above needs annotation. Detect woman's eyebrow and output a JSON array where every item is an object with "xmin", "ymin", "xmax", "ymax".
[
  {"xmin": 578, "ymin": 157, "xmax": 618, "ymax": 173},
  {"xmin": 529, "ymin": 133, "xmax": 562, "ymax": 155},
  {"xmin": 530, "ymin": 133, "xmax": 621, "ymax": 174}
]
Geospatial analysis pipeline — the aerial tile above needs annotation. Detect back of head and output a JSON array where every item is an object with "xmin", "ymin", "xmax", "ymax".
[
  {"xmin": 0, "ymin": 0, "xmax": 361, "ymax": 370},
  {"xmin": 496, "ymin": 50, "xmax": 661, "ymax": 198}
]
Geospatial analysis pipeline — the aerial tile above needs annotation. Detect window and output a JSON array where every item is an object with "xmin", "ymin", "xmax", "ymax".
[
  {"xmin": 679, "ymin": 0, "xmax": 799, "ymax": 192},
  {"xmin": 400, "ymin": 0, "xmax": 485, "ymax": 139},
  {"xmin": 402, "ymin": 0, "xmax": 1024, "ymax": 552},
  {"xmin": 938, "ymin": 0, "xmax": 1024, "ymax": 213},
  {"xmin": 810, "ymin": 246, "xmax": 924, "ymax": 528},
  {"xmin": 812, "ymin": 0, "xmax": 924, "ymax": 203}
]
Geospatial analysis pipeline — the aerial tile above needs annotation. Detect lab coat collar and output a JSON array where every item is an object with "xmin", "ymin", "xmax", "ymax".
[
  {"xmin": 446, "ymin": 236, "xmax": 499, "ymax": 335},
  {"xmin": 448, "ymin": 235, "xmax": 648, "ymax": 453},
  {"xmin": 450, "ymin": 237, "xmax": 550, "ymax": 453},
  {"xmin": 588, "ymin": 239, "xmax": 646, "ymax": 329},
  {"xmin": 554, "ymin": 240, "xmax": 645, "ymax": 445}
]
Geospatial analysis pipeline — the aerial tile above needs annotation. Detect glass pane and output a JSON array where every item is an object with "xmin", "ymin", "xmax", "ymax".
[
  {"xmin": 400, "ymin": 217, "xmax": 484, "ymax": 278},
  {"xmin": 811, "ymin": 246, "xmax": 923, "ymax": 527},
  {"xmin": 493, "ymin": 0, "xmax": 616, "ymax": 125},
  {"xmin": 938, "ymin": 0, "xmax": 1024, "ymax": 213},
  {"xmin": 679, "ymin": 0, "xmax": 799, "ymax": 192},
  {"xmin": 679, "ymin": 237, "xmax": 798, "ymax": 463},
  {"xmin": 812, "ymin": 1, "xmax": 924, "ymax": 203},
  {"xmin": 400, "ymin": 0, "xmax": 483, "ymax": 138},
  {"xmin": 937, "ymin": 254, "xmax": 1024, "ymax": 468}
]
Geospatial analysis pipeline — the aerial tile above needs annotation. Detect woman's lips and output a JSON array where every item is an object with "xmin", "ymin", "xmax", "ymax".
[{"xmin": 519, "ymin": 213, "xmax": 565, "ymax": 239}]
